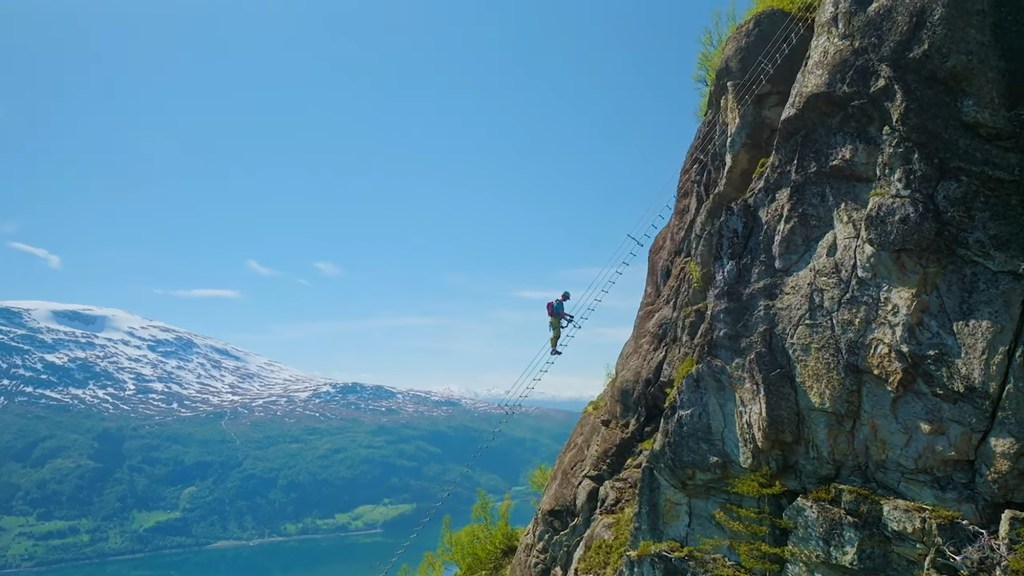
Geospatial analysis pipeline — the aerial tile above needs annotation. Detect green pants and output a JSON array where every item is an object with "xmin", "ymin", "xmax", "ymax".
[{"xmin": 550, "ymin": 317, "xmax": 561, "ymax": 349}]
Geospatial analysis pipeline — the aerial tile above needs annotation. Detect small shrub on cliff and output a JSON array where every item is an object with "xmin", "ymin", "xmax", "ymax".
[
  {"xmin": 693, "ymin": 0, "xmax": 739, "ymax": 118},
  {"xmin": 583, "ymin": 364, "xmax": 616, "ymax": 415},
  {"xmin": 843, "ymin": 485, "xmax": 882, "ymax": 502},
  {"xmin": 927, "ymin": 506, "xmax": 962, "ymax": 525},
  {"xmin": 703, "ymin": 467, "xmax": 792, "ymax": 575},
  {"xmin": 635, "ymin": 539, "xmax": 689, "ymax": 558},
  {"xmin": 749, "ymin": 0, "xmax": 821, "ymax": 20},
  {"xmin": 527, "ymin": 463, "xmax": 552, "ymax": 506},
  {"xmin": 583, "ymin": 395, "xmax": 606, "ymax": 414},
  {"xmin": 753, "ymin": 157, "xmax": 769, "ymax": 180},
  {"xmin": 401, "ymin": 489, "xmax": 522, "ymax": 576},
  {"xmin": 806, "ymin": 484, "xmax": 836, "ymax": 503},
  {"xmin": 689, "ymin": 260, "xmax": 704, "ymax": 290},
  {"xmin": 692, "ymin": 0, "xmax": 822, "ymax": 118},
  {"xmin": 675, "ymin": 356, "xmax": 697, "ymax": 388},
  {"xmin": 528, "ymin": 463, "xmax": 552, "ymax": 494},
  {"xmin": 578, "ymin": 505, "xmax": 635, "ymax": 576},
  {"xmin": 1008, "ymin": 528, "xmax": 1024, "ymax": 574},
  {"xmin": 665, "ymin": 356, "xmax": 697, "ymax": 408},
  {"xmin": 869, "ymin": 185, "xmax": 890, "ymax": 199}
]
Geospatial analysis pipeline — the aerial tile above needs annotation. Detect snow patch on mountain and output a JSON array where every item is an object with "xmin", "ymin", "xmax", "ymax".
[
  {"xmin": 0, "ymin": 301, "xmax": 503, "ymax": 417},
  {"xmin": 23, "ymin": 300, "xmax": 158, "ymax": 335}
]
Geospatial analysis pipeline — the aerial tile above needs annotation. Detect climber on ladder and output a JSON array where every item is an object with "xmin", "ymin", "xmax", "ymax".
[{"xmin": 547, "ymin": 291, "xmax": 574, "ymax": 355}]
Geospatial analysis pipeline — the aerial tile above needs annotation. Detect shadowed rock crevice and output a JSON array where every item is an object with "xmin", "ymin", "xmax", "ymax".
[{"xmin": 978, "ymin": 297, "xmax": 1024, "ymax": 450}]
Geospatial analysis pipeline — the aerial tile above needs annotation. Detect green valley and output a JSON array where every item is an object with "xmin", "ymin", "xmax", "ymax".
[{"xmin": 0, "ymin": 403, "xmax": 577, "ymax": 571}]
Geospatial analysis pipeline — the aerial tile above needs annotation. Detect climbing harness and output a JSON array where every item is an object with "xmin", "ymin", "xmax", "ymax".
[{"xmin": 374, "ymin": 3, "xmax": 819, "ymax": 574}]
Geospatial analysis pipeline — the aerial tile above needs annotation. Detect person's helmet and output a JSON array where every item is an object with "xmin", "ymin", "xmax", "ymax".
[{"xmin": 562, "ymin": 291, "xmax": 571, "ymax": 300}]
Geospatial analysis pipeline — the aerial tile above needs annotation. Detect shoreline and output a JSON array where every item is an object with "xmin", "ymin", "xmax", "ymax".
[
  {"xmin": 0, "ymin": 528, "xmax": 384, "ymax": 574},
  {"xmin": 205, "ymin": 528, "xmax": 382, "ymax": 549}
]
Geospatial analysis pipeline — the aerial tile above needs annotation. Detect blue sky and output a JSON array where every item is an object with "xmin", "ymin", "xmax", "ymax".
[{"xmin": 2, "ymin": 0, "xmax": 742, "ymax": 399}]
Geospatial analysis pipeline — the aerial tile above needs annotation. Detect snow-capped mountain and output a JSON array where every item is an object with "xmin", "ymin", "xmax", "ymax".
[{"xmin": 0, "ymin": 301, "xmax": 500, "ymax": 417}]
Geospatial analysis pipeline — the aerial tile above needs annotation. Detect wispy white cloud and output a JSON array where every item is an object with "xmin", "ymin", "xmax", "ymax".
[
  {"xmin": 157, "ymin": 288, "xmax": 242, "ymax": 299},
  {"xmin": 296, "ymin": 279, "xmax": 312, "ymax": 287},
  {"xmin": 314, "ymin": 261, "xmax": 342, "ymax": 277},
  {"xmin": 7, "ymin": 241, "xmax": 61, "ymax": 269},
  {"xmin": 0, "ymin": 220, "xmax": 17, "ymax": 234},
  {"xmin": 245, "ymin": 259, "xmax": 279, "ymax": 276}
]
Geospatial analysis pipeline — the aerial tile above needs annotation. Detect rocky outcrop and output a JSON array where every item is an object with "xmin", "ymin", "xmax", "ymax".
[{"xmin": 511, "ymin": 0, "xmax": 1024, "ymax": 575}]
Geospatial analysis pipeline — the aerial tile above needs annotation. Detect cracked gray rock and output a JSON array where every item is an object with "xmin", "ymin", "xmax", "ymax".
[{"xmin": 510, "ymin": 1, "xmax": 1024, "ymax": 575}]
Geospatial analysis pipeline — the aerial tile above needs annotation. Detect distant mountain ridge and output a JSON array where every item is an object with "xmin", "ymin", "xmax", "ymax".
[
  {"xmin": 0, "ymin": 300, "xmax": 505, "ymax": 417},
  {"xmin": 429, "ymin": 385, "xmax": 593, "ymax": 412}
]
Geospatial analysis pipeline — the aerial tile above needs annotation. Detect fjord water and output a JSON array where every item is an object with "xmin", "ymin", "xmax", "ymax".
[
  {"xmin": 24, "ymin": 503, "xmax": 536, "ymax": 575},
  {"xmin": 27, "ymin": 529, "xmax": 443, "ymax": 576}
]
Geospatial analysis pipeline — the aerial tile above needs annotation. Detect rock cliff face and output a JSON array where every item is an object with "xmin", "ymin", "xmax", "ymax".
[{"xmin": 511, "ymin": 1, "xmax": 1024, "ymax": 575}]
